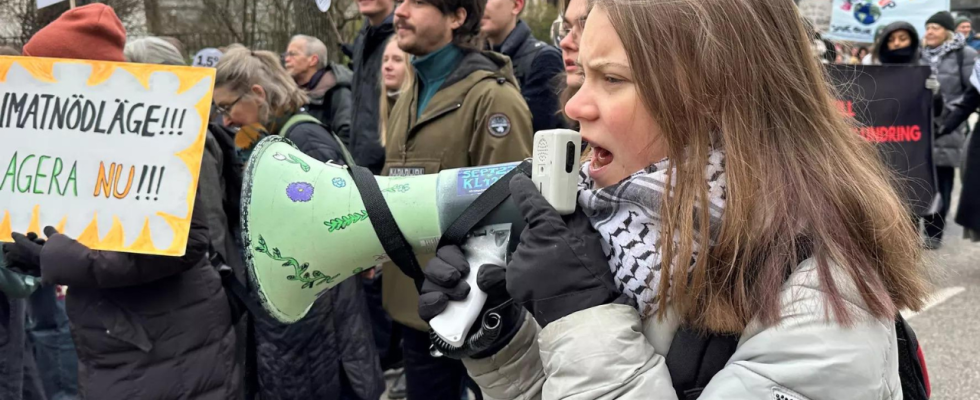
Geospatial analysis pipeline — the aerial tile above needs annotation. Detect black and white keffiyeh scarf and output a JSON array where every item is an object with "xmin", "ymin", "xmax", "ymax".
[
  {"xmin": 923, "ymin": 33, "xmax": 967, "ymax": 76},
  {"xmin": 577, "ymin": 150, "xmax": 726, "ymax": 317}
]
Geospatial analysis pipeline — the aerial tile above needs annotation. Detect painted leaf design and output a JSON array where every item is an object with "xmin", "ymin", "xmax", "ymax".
[
  {"xmin": 286, "ymin": 275, "xmax": 296, "ymax": 281},
  {"xmin": 289, "ymin": 154, "xmax": 311, "ymax": 172}
]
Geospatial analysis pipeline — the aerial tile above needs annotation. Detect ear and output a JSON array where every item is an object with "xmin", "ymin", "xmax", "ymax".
[
  {"xmin": 513, "ymin": 0, "xmax": 524, "ymax": 16},
  {"xmin": 451, "ymin": 7, "xmax": 467, "ymax": 30},
  {"xmin": 309, "ymin": 54, "xmax": 320, "ymax": 69},
  {"xmin": 251, "ymin": 84, "xmax": 266, "ymax": 100}
]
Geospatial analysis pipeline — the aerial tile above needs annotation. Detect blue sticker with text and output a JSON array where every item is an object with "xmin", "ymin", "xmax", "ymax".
[{"xmin": 456, "ymin": 162, "xmax": 519, "ymax": 196}]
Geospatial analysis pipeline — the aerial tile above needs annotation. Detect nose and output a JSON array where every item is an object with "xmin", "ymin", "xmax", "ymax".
[
  {"xmin": 563, "ymin": 81, "xmax": 596, "ymax": 123},
  {"xmin": 222, "ymin": 114, "xmax": 233, "ymax": 127},
  {"xmin": 559, "ymin": 31, "xmax": 577, "ymax": 53},
  {"xmin": 395, "ymin": 2, "xmax": 408, "ymax": 19}
]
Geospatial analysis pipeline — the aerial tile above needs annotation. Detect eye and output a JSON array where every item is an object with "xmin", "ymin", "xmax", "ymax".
[{"xmin": 604, "ymin": 75, "xmax": 625, "ymax": 84}]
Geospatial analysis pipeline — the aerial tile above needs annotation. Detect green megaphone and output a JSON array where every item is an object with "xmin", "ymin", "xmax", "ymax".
[{"xmin": 241, "ymin": 135, "xmax": 525, "ymax": 324}]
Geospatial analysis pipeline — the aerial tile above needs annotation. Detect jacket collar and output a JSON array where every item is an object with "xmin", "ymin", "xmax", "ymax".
[
  {"xmin": 305, "ymin": 67, "xmax": 337, "ymax": 103},
  {"xmin": 412, "ymin": 43, "xmax": 464, "ymax": 88},
  {"xmin": 363, "ymin": 12, "xmax": 395, "ymax": 38},
  {"xmin": 303, "ymin": 68, "xmax": 328, "ymax": 92},
  {"xmin": 493, "ymin": 20, "xmax": 532, "ymax": 57}
]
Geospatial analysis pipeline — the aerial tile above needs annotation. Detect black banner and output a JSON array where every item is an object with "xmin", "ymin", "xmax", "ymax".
[{"xmin": 827, "ymin": 65, "xmax": 937, "ymax": 216}]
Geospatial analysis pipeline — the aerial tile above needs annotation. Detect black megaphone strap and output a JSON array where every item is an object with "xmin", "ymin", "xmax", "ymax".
[{"xmin": 437, "ymin": 160, "xmax": 532, "ymax": 249}]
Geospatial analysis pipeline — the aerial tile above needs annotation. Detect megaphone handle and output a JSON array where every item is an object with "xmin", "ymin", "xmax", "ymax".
[{"xmin": 428, "ymin": 229, "xmax": 507, "ymax": 348}]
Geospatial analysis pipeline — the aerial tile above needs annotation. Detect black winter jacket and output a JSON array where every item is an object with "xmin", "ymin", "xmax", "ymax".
[
  {"xmin": 38, "ymin": 191, "xmax": 240, "ymax": 400},
  {"xmin": 939, "ymin": 86, "xmax": 980, "ymax": 233},
  {"xmin": 491, "ymin": 20, "xmax": 566, "ymax": 133},
  {"xmin": 303, "ymin": 63, "xmax": 354, "ymax": 148},
  {"xmin": 282, "ymin": 116, "xmax": 346, "ymax": 163},
  {"xmin": 0, "ymin": 291, "xmax": 46, "ymax": 400},
  {"xmin": 349, "ymin": 13, "xmax": 394, "ymax": 174}
]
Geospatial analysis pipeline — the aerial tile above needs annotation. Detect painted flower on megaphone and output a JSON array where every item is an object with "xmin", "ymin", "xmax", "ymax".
[{"xmin": 286, "ymin": 182, "xmax": 314, "ymax": 202}]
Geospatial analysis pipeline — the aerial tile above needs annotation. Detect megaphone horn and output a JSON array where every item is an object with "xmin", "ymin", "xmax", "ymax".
[{"xmin": 241, "ymin": 135, "xmax": 525, "ymax": 324}]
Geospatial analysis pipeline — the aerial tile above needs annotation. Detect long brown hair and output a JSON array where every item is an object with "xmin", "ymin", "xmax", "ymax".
[{"xmin": 594, "ymin": 0, "xmax": 929, "ymax": 332}]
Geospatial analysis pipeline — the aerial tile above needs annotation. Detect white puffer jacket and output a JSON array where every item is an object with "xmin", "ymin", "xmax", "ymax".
[{"xmin": 462, "ymin": 259, "xmax": 902, "ymax": 400}]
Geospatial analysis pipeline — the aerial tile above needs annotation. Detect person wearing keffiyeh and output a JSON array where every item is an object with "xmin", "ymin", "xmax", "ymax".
[{"xmin": 416, "ymin": 0, "xmax": 930, "ymax": 398}]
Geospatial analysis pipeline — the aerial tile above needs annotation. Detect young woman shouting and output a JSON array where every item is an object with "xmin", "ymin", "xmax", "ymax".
[{"xmin": 417, "ymin": 0, "xmax": 931, "ymax": 398}]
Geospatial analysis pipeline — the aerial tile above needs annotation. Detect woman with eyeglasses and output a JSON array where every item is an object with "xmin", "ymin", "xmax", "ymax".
[
  {"xmin": 552, "ymin": 0, "xmax": 589, "ymax": 128},
  {"xmin": 212, "ymin": 46, "xmax": 386, "ymax": 400}
]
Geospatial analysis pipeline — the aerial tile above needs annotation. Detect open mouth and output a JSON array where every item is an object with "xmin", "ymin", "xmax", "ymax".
[
  {"xmin": 564, "ymin": 59, "xmax": 577, "ymax": 71},
  {"xmin": 589, "ymin": 145, "xmax": 613, "ymax": 174}
]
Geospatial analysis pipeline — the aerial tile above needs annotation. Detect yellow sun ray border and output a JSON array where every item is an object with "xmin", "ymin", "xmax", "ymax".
[{"xmin": 0, "ymin": 56, "xmax": 215, "ymax": 257}]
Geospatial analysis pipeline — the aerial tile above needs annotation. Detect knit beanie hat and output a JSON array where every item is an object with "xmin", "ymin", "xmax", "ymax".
[
  {"xmin": 956, "ymin": 16, "xmax": 972, "ymax": 31},
  {"xmin": 927, "ymin": 11, "xmax": 956, "ymax": 32},
  {"xmin": 23, "ymin": 4, "xmax": 126, "ymax": 62}
]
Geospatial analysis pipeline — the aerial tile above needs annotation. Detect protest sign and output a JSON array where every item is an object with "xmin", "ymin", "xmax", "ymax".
[
  {"xmin": 192, "ymin": 48, "xmax": 223, "ymax": 68},
  {"xmin": 37, "ymin": 0, "xmax": 66, "ymax": 9},
  {"xmin": 799, "ymin": 0, "xmax": 833, "ymax": 34},
  {"xmin": 826, "ymin": 0, "xmax": 949, "ymax": 43},
  {"xmin": 827, "ymin": 64, "xmax": 936, "ymax": 216},
  {"xmin": 0, "ymin": 56, "xmax": 215, "ymax": 256}
]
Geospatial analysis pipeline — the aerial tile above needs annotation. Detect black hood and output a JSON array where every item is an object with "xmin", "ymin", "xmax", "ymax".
[
  {"xmin": 441, "ymin": 49, "xmax": 518, "ymax": 90},
  {"xmin": 875, "ymin": 21, "xmax": 921, "ymax": 64}
]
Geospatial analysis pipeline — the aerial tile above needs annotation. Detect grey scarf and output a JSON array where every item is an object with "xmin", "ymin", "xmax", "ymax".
[
  {"xmin": 577, "ymin": 150, "xmax": 726, "ymax": 316},
  {"xmin": 923, "ymin": 33, "xmax": 967, "ymax": 76}
]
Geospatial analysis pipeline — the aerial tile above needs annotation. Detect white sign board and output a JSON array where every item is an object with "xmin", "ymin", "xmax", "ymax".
[
  {"xmin": 316, "ymin": 0, "xmax": 331, "ymax": 12},
  {"xmin": 0, "ymin": 56, "xmax": 215, "ymax": 256},
  {"xmin": 827, "ymin": 0, "xmax": 950, "ymax": 43},
  {"xmin": 799, "ymin": 0, "xmax": 834, "ymax": 34},
  {"xmin": 37, "ymin": 0, "xmax": 65, "ymax": 9}
]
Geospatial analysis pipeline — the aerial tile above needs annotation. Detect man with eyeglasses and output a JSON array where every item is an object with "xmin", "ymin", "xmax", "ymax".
[
  {"xmin": 284, "ymin": 35, "xmax": 354, "ymax": 148},
  {"xmin": 482, "ymin": 0, "xmax": 565, "ymax": 133}
]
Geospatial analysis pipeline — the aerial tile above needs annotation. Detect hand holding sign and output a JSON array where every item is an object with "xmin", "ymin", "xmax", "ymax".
[{"xmin": 0, "ymin": 56, "xmax": 215, "ymax": 256}]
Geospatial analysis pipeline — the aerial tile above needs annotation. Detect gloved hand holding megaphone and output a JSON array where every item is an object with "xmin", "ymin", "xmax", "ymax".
[{"xmin": 241, "ymin": 129, "xmax": 581, "ymax": 358}]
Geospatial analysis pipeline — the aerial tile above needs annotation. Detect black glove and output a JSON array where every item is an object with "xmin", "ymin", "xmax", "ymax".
[
  {"xmin": 2, "ymin": 231, "xmax": 47, "ymax": 277},
  {"xmin": 506, "ymin": 174, "xmax": 626, "ymax": 328},
  {"xmin": 418, "ymin": 245, "xmax": 523, "ymax": 359}
]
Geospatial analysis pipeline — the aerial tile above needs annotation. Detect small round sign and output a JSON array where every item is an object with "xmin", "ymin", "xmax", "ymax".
[{"xmin": 192, "ymin": 48, "xmax": 223, "ymax": 68}]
